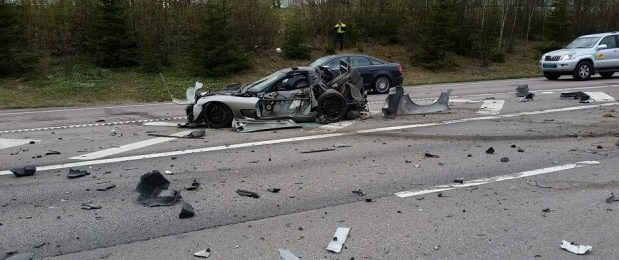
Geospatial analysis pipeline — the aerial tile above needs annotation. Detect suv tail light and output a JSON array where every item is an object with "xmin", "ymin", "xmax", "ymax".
[{"xmin": 398, "ymin": 65, "xmax": 403, "ymax": 74}]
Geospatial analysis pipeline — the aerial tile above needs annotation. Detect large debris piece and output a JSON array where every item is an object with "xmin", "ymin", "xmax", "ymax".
[
  {"xmin": 135, "ymin": 170, "xmax": 181, "ymax": 207},
  {"xmin": 232, "ymin": 118, "xmax": 301, "ymax": 133},
  {"xmin": 560, "ymin": 92, "xmax": 590, "ymax": 102},
  {"xmin": 179, "ymin": 201, "xmax": 195, "ymax": 219},
  {"xmin": 236, "ymin": 189, "xmax": 260, "ymax": 198},
  {"xmin": 382, "ymin": 86, "xmax": 452, "ymax": 118},
  {"xmin": 560, "ymin": 240, "xmax": 592, "ymax": 255},
  {"xmin": 327, "ymin": 227, "xmax": 351, "ymax": 253},
  {"xmin": 67, "ymin": 168, "xmax": 90, "ymax": 179},
  {"xmin": 515, "ymin": 84, "xmax": 530, "ymax": 97},
  {"xmin": 194, "ymin": 248, "xmax": 210, "ymax": 258},
  {"xmin": 10, "ymin": 165, "xmax": 36, "ymax": 178}
]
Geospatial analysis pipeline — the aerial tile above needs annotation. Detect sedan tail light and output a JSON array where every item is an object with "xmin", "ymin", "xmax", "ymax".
[{"xmin": 398, "ymin": 65, "xmax": 403, "ymax": 74}]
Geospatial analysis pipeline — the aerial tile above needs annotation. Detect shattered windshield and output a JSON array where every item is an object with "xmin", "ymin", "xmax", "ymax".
[
  {"xmin": 565, "ymin": 37, "xmax": 600, "ymax": 49},
  {"xmin": 245, "ymin": 69, "xmax": 289, "ymax": 93}
]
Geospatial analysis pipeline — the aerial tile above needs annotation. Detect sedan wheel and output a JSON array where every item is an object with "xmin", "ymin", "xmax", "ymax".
[
  {"xmin": 204, "ymin": 102, "xmax": 233, "ymax": 129},
  {"xmin": 373, "ymin": 76, "xmax": 391, "ymax": 94},
  {"xmin": 572, "ymin": 61, "xmax": 592, "ymax": 81}
]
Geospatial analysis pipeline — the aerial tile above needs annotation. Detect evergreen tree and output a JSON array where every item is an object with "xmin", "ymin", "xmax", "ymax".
[
  {"xmin": 88, "ymin": 0, "xmax": 138, "ymax": 68},
  {"xmin": 0, "ymin": 1, "xmax": 37, "ymax": 77},
  {"xmin": 191, "ymin": 0, "xmax": 250, "ymax": 77},
  {"xmin": 282, "ymin": 20, "xmax": 311, "ymax": 60},
  {"xmin": 413, "ymin": 0, "xmax": 453, "ymax": 69},
  {"xmin": 545, "ymin": 0, "xmax": 574, "ymax": 43}
]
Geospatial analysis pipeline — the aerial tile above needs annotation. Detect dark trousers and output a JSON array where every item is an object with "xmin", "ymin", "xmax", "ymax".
[{"xmin": 336, "ymin": 33, "xmax": 345, "ymax": 51}]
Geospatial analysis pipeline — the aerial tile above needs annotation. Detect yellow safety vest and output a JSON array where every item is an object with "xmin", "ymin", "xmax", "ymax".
[{"xmin": 335, "ymin": 23, "xmax": 346, "ymax": 34}]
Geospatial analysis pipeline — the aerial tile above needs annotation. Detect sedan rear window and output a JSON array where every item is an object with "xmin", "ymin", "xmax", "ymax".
[{"xmin": 350, "ymin": 56, "xmax": 371, "ymax": 66}]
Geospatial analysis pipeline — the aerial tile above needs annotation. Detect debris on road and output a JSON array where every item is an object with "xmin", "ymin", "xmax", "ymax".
[
  {"xmin": 10, "ymin": 165, "xmax": 36, "ymax": 178},
  {"xmin": 236, "ymin": 189, "xmax": 260, "ymax": 198},
  {"xmin": 352, "ymin": 189, "xmax": 365, "ymax": 196},
  {"xmin": 3, "ymin": 252, "xmax": 35, "ymax": 260},
  {"xmin": 526, "ymin": 180, "xmax": 551, "ymax": 189},
  {"xmin": 382, "ymin": 86, "xmax": 452, "ymax": 118},
  {"xmin": 67, "ymin": 169, "xmax": 90, "ymax": 179},
  {"xmin": 147, "ymin": 131, "xmax": 205, "ymax": 139},
  {"xmin": 81, "ymin": 203, "xmax": 102, "ymax": 210},
  {"xmin": 560, "ymin": 92, "xmax": 590, "ymax": 103},
  {"xmin": 184, "ymin": 179, "xmax": 200, "ymax": 190},
  {"xmin": 232, "ymin": 118, "xmax": 302, "ymax": 133},
  {"xmin": 300, "ymin": 148, "xmax": 335, "ymax": 154},
  {"xmin": 179, "ymin": 201, "xmax": 195, "ymax": 219},
  {"xmin": 424, "ymin": 152, "xmax": 439, "ymax": 158},
  {"xmin": 519, "ymin": 93, "xmax": 535, "ymax": 102},
  {"xmin": 327, "ymin": 227, "xmax": 350, "ymax": 253},
  {"xmin": 486, "ymin": 147, "xmax": 495, "ymax": 154},
  {"xmin": 501, "ymin": 157, "xmax": 510, "ymax": 162},
  {"xmin": 45, "ymin": 151, "xmax": 61, "ymax": 155},
  {"xmin": 517, "ymin": 148, "xmax": 525, "ymax": 153},
  {"xmin": 454, "ymin": 178, "xmax": 464, "ymax": 184},
  {"xmin": 267, "ymin": 188, "xmax": 281, "ymax": 193},
  {"xmin": 186, "ymin": 129, "xmax": 206, "ymax": 138},
  {"xmin": 135, "ymin": 170, "xmax": 181, "ymax": 207},
  {"xmin": 560, "ymin": 240, "xmax": 592, "ymax": 255},
  {"xmin": 194, "ymin": 248, "xmax": 210, "ymax": 258},
  {"xmin": 278, "ymin": 249, "xmax": 300, "ymax": 260},
  {"xmin": 333, "ymin": 143, "xmax": 351, "ymax": 148},
  {"xmin": 605, "ymin": 193, "xmax": 619, "ymax": 203},
  {"xmin": 96, "ymin": 182, "xmax": 116, "ymax": 191},
  {"xmin": 515, "ymin": 84, "xmax": 530, "ymax": 97}
]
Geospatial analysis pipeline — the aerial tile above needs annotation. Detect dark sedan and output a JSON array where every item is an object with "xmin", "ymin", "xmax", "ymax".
[{"xmin": 308, "ymin": 54, "xmax": 403, "ymax": 94}]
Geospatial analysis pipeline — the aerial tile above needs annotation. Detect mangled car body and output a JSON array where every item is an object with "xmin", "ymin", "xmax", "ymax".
[{"xmin": 174, "ymin": 62, "xmax": 367, "ymax": 128}]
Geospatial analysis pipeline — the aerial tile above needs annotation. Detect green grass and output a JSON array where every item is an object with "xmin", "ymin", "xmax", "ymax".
[{"xmin": 0, "ymin": 44, "xmax": 542, "ymax": 109}]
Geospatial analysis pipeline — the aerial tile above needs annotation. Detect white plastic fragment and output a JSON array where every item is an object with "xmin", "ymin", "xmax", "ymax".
[
  {"xmin": 278, "ymin": 249, "xmax": 300, "ymax": 260},
  {"xmin": 327, "ymin": 227, "xmax": 350, "ymax": 253},
  {"xmin": 194, "ymin": 249, "xmax": 210, "ymax": 258},
  {"xmin": 560, "ymin": 240, "xmax": 592, "ymax": 255}
]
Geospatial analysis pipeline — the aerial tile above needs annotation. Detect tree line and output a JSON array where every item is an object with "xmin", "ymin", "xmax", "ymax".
[{"xmin": 1, "ymin": 0, "xmax": 618, "ymax": 78}]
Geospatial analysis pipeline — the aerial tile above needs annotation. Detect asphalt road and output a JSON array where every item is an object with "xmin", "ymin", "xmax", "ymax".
[{"xmin": 1, "ymin": 76, "xmax": 619, "ymax": 260}]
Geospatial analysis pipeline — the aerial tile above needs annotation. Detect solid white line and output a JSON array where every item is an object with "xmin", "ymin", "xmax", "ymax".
[
  {"xmin": 143, "ymin": 122, "xmax": 184, "ymax": 127},
  {"xmin": 0, "ymin": 139, "xmax": 40, "ymax": 150},
  {"xmin": 395, "ymin": 161, "xmax": 599, "ymax": 198},
  {"xmin": 477, "ymin": 100, "xmax": 505, "ymax": 115},
  {"xmin": 0, "ymin": 103, "xmax": 176, "ymax": 116},
  {"xmin": 1, "ymin": 102, "xmax": 617, "ymax": 176},
  {"xmin": 583, "ymin": 92, "xmax": 616, "ymax": 102},
  {"xmin": 69, "ymin": 130, "xmax": 194, "ymax": 160},
  {"xmin": 0, "ymin": 117, "xmax": 186, "ymax": 134}
]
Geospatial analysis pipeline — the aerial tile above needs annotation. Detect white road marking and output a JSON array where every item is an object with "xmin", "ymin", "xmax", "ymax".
[
  {"xmin": 310, "ymin": 121, "xmax": 356, "ymax": 132},
  {"xmin": 143, "ymin": 122, "xmax": 184, "ymax": 127},
  {"xmin": 1, "ymin": 102, "xmax": 617, "ymax": 176},
  {"xmin": 0, "ymin": 139, "xmax": 40, "ymax": 150},
  {"xmin": 450, "ymin": 99, "xmax": 482, "ymax": 103},
  {"xmin": 395, "ymin": 161, "xmax": 599, "ymax": 198},
  {"xmin": 0, "ymin": 117, "xmax": 186, "ymax": 134},
  {"xmin": 0, "ymin": 103, "xmax": 176, "ymax": 116},
  {"xmin": 476, "ymin": 100, "xmax": 505, "ymax": 115},
  {"xmin": 69, "ymin": 130, "xmax": 195, "ymax": 160},
  {"xmin": 541, "ymin": 91, "xmax": 554, "ymax": 94},
  {"xmin": 583, "ymin": 92, "xmax": 616, "ymax": 102}
]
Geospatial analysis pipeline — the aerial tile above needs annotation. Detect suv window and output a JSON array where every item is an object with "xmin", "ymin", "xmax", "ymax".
[
  {"xmin": 599, "ymin": 35, "xmax": 617, "ymax": 49},
  {"xmin": 566, "ymin": 36, "xmax": 600, "ymax": 49}
]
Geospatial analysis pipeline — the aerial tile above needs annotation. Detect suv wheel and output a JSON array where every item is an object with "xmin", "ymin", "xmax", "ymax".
[
  {"xmin": 572, "ymin": 61, "xmax": 592, "ymax": 80},
  {"xmin": 599, "ymin": 72, "xmax": 614, "ymax": 79},
  {"xmin": 543, "ymin": 72, "xmax": 560, "ymax": 80}
]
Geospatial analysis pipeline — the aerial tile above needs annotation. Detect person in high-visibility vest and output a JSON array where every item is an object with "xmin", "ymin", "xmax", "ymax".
[{"xmin": 334, "ymin": 19, "xmax": 346, "ymax": 51}]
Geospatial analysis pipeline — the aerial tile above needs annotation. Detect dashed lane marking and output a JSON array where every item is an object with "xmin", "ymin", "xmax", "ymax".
[
  {"xmin": 0, "ymin": 139, "xmax": 40, "ymax": 150},
  {"xmin": 395, "ymin": 161, "xmax": 599, "ymax": 198},
  {"xmin": 1, "ymin": 102, "xmax": 616, "ymax": 176},
  {"xmin": 0, "ymin": 117, "xmax": 186, "ymax": 134},
  {"xmin": 69, "ymin": 130, "xmax": 195, "ymax": 160},
  {"xmin": 143, "ymin": 122, "xmax": 185, "ymax": 127}
]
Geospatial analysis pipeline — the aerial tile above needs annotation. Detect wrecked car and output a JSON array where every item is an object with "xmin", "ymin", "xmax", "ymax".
[{"xmin": 172, "ymin": 62, "xmax": 367, "ymax": 128}]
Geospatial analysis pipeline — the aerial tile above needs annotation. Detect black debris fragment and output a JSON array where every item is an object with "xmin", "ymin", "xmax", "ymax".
[
  {"xmin": 510, "ymin": 145, "xmax": 516, "ymax": 148},
  {"xmin": 596, "ymin": 145, "xmax": 603, "ymax": 149},
  {"xmin": 352, "ymin": 189, "xmax": 365, "ymax": 196},
  {"xmin": 4, "ymin": 252, "xmax": 35, "ymax": 260},
  {"xmin": 45, "ymin": 151, "xmax": 61, "ymax": 155},
  {"xmin": 29, "ymin": 141, "xmax": 35, "ymax": 144},
  {"xmin": 517, "ymin": 148, "xmax": 525, "ymax": 153},
  {"xmin": 424, "ymin": 152, "xmax": 439, "ymax": 158},
  {"xmin": 267, "ymin": 188, "xmax": 281, "ymax": 193},
  {"xmin": 300, "ymin": 148, "xmax": 335, "ymax": 154},
  {"xmin": 333, "ymin": 143, "xmax": 351, "ymax": 148},
  {"xmin": 605, "ymin": 193, "xmax": 619, "ymax": 203},
  {"xmin": 81, "ymin": 203, "xmax": 102, "ymax": 210},
  {"xmin": 526, "ymin": 180, "xmax": 551, "ymax": 188},
  {"xmin": 67, "ymin": 169, "xmax": 90, "ymax": 179},
  {"xmin": 560, "ymin": 92, "xmax": 590, "ymax": 102},
  {"xmin": 542, "ymin": 208, "xmax": 551, "ymax": 212},
  {"xmin": 501, "ymin": 157, "xmax": 510, "ymax": 162},
  {"xmin": 486, "ymin": 147, "xmax": 495, "ymax": 154},
  {"xmin": 95, "ymin": 119, "xmax": 106, "ymax": 122},
  {"xmin": 184, "ymin": 179, "xmax": 200, "ymax": 190},
  {"xmin": 34, "ymin": 243, "xmax": 45, "ymax": 248},
  {"xmin": 519, "ymin": 93, "xmax": 535, "ymax": 102},
  {"xmin": 454, "ymin": 179, "xmax": 464, "ymax": 184},
  {"xmin": 365, "ymin": 199, "xmax": 373, "ymax": 202},
  {"xmin": 11, "ymin": 165, "xmax": 36, "ymax": 178},
  {"xmin": 135, "ymin": 170, "xmax": 181, "ymax": 207},
  {"xmin": 179, "ymin": 201, "xmax": 195, "ymax": 219},
  {"xmin": 236, "ymin": 189, "xmax": 260, "ymax": 198},
  {"xmin": 96, "ymin": 183, "xmax": 116, "ymax": 191},
  {"xmin": 515, "ymin": 84, "xmax": 530, "ymax": 97},
  {"xmin": 218, "ymin": 167, "xmax": 231, "ymax": 171},
  {"xmin": 185, "ymin": 129, "xmax": 206, "ymax": 138}
]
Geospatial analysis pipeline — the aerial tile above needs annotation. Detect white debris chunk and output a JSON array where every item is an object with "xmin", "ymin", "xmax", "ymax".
[
  {"xmin": 327, "ymin": 227, "xmax": 350, "ymax": 253},
  {"xmin": 560, "ymin": 240, "xmax": 592, "ymax": 255},
  {"xmin": 194, "ymin": 249, "xmax": 210, "ymax": 258},
  {"xmin": 278, "ymin": 249, "xmax": 300, "ymax": 260}
]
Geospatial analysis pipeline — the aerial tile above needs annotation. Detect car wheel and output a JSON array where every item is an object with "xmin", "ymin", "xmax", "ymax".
[
  {"xmin": 599, "ymin": 72, "xmax": 614, "ymax": 79},
  {"xmin": 372, "ymin": 75, "xmax": 391, "ymax": 94},
  {"xmin": 317, "ymin": 90, "xmax": 347, "ymax": 123},
  {"xmin": 293, "ymin": 81, "xmax": 309, "ymax": 89},
  {"xmin": 543, "ymin": 72, "xmax": 560, "ymax": 80},
  {"xmin": 572, "ymin": 61, "xmax": 592, "ymax": 80},
  {"xmin": 203, "ymin": 102, "xmax": 233, "ymax": 129}
]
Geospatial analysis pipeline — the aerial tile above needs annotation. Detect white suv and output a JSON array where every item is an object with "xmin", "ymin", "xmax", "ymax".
[{"xmin": 539, "ymin": 31, "xmax": 619, "ymax": 80}]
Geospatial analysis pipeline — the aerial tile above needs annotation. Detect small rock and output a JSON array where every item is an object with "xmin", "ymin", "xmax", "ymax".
[
  {"xmin": 517, "ymin": 148, "xmax": 525, "ymax": 153},
  {"xmin": 501, "ymin": 157, "xmax": 509, "ymax": 162},
  {"xmin": 596, "ymin": 145, "xmax": 603, "ymax": 149},
  {"xmin": 486, "ymin": 147, "xmax": 495, "ymax": 154}
]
